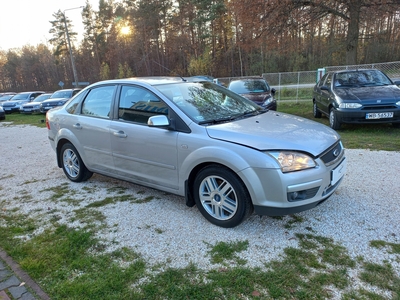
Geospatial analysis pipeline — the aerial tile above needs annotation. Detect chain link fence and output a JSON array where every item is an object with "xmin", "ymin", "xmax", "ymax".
[{"xmin": 217, "ymin": 61, "xmax": 400, "ymax": 102}]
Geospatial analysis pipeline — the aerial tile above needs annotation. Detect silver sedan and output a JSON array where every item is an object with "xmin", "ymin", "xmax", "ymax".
[{"xmin": 46, "ymin": 77, "xmax": 346, "ymax": 227}]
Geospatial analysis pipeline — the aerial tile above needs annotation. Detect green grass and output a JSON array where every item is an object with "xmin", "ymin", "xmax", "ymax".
[
  {"xmin": 1, "ymin": 101, "xmax": 400, "ymax": 299},
  {"xmin": 2, "ymin": 213, "xmax": 398, "ymax": 299},
  {"xmin": 0, "ymin": 112, "xmax": 46, "ymax": 127},
  {"xmin": 278, "ymin": 101, "xmax": 400, "ymax": 151}
]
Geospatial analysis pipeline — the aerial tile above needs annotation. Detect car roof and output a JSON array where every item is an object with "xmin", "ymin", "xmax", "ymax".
[
  {"xmin": 91, "ymin": 77, "xmax": 187, "ymax": 87},
  {"xmin": 332, "ymin": 69, "xmax": 379, "ymax": 74}
]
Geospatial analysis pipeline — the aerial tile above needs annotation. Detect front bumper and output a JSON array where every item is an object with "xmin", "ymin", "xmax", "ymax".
[
  {"xmin": 336, "ymin": 108, "xmax": 400, "ymax": 124},
  {"xmin": 239, "ymin": 148, "xmax": 346, "ymax": 216},
  {"xmin": 21, "ymin": 108, "xmax": 41, "ymax": 114},
  {"xmin": 2, "ymin": 106, "xmax": 20, "ymax": 113}
]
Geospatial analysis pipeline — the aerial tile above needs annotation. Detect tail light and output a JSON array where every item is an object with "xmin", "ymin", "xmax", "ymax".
[{"xmin": 45, "ymin": 113, "xmax": 50, "ymax": 129}]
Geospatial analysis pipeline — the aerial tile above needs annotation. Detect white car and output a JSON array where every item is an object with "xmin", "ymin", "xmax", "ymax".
[
  {"xmin": 20, "ymin": 93, "xmax": 53, "ymax": 114},
  {"xmin": 46, "ymin": 77, "xmax": 346, "ymax": 227}
]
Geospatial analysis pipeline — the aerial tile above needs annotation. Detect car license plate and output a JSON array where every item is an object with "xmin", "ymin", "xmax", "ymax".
[
  {"xmin": 331, "ymin": 158, "xmax": 346, "ymax": 186},
  {"xmin": 366, "ymin": 112, "xmax": 394, "ymax": 119}
]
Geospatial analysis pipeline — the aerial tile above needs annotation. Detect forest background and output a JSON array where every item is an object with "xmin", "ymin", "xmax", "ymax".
[{"xmin": 1, "ymin": 0, "xmax": 400, "ymax": 92}]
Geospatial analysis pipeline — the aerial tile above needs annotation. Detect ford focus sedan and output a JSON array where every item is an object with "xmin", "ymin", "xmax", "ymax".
[
  {"xmin": 46, "ymin": 77, "xmax": 346, "ymax": 227},
  {"xmin": 313, "ymin": 69, "xmax": 400, "ymax": 129}
]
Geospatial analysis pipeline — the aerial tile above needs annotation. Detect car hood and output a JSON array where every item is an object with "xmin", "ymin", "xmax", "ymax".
[
  {"xmin": 42, "ymin": 97, "xmax": 68, "ymax": 104},
  {"xmin": 205, "ymin": 111, "xmax": 340, "ymax": 156},
  {"xmin": 2, "ymin": 100, "xmax": 23, "ymax": 106},
  {"xmin": 22, "ymin": 102, "xmax": 40, "ymax": 107},
  {"xmin": 334, "ymin": 85, "xmax": 400, "ymax": 103},
  {"xmin": 239, "ymin": 92, "xmax": 271, "ymax": 104}
]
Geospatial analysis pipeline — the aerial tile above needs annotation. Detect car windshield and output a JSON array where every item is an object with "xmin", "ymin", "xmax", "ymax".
[
  {"xmin": 32, "ymin": 94, "xmax": 51, "ymax": 102},
  {"xmin": 229, "ymin": 79, "xmax": 270, "ymax": 94},
  {"xmin": 334, "ymin": 70, "xmax": 393, "ymax": 87},
  {"xmin": 0, "ymin": 95, "xmax": 13, "ymax": 100},
  {"xmin": 155, "ymin": 81, "xmax": 263, "ymax": 124},
  {"xmin": 10, "ymin": 93, "xmax": 30, "ymax": 100},
  {"xmin": 51, "ymin": 90, "xmax": 72, "ymax": 99}
]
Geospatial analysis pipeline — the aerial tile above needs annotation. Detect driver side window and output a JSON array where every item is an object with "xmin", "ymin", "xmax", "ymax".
[{"xmin": 118, "ymin": 85, "xmax": 168, "ymax": 124}]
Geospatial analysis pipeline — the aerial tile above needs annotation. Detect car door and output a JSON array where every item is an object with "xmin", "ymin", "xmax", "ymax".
[
  {"xmin": 318, "ymin": 73, "xmax": 333, "ymax": 114},
  {"xmin": 110, "ymin": 85, "xmax": 179, "ymax": 190},
  {"xmin": 70, "ymin": 85, "xmax": 116, "ymax": 173}
]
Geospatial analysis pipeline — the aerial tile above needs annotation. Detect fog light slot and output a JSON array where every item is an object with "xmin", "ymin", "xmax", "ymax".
[{"xmin": 287, "ymin": 187, "xmax": 320, "ymax": 202}]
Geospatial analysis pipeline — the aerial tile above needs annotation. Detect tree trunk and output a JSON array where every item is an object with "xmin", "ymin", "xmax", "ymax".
[{"xmin": 346, "ymin": 2, "xmax": 361, "ymax": 65}]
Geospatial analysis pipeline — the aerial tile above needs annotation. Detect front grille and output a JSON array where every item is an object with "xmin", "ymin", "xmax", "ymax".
[
  {"xmin": 320, "ymin": 141, "xmax": 344, "ymax": 166},
  {"xmin": 362, "ymin": 105, "xmax": 397, "ymax": 110}
]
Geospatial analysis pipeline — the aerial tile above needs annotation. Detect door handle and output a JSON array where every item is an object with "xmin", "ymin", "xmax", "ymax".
[
  {"xmin": 113, "ymin": 130, "xmax": 127, "ymax": 138},
  {"xmin": 73, "ymin": 123, "xmax": 82, "ymax": 129}
]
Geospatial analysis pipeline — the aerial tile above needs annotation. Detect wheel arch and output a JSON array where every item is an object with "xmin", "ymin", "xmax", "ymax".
[
  {"xmin": 56, "ymin": 138, "xmax": 72, "ymax": 168},
  {"xmin": 185, "ymin": 161, "xmax": 253, "ymax": 212}
]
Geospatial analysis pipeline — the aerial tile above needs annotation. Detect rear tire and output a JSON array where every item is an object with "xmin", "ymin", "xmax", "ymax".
[
  {"xmin": 329, "ymin": 108, "xmax": 341, "ymax": 130},
  {"xmin": 60, "ymin": 143, "xmax": 93, "ymax": 182},
  {"xmin": 392, "ymin": 122, "xmax": 400, "ymax": 128},
  {"xmin": 193, "ymin": 165, "xmax": 253, "ymax": 228}
]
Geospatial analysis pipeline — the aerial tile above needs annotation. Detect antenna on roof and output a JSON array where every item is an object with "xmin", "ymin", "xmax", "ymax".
[{"xmin": 152, "ymin": 60, "xmax": 186, "ymax": 82}]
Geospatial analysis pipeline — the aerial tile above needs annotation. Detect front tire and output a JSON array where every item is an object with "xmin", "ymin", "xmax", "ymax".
[
  {"xmin": 60, "ymin": 143, "xmax": 93, "ymax": 182},
  {"xmin": 313, "ymin": 101, "xmax": 322, "ymax": 118},
  {"xmin": 193, "ymin": 165, "xmax": 253, "ymax": 228},
  {"xmin": 329, "ymin": 108, "xmax": 341, "ymax": 130}
]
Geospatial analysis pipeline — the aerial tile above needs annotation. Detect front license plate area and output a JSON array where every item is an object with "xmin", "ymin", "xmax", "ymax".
[
  {"xmin": 366, "ymin": 112, "xmax": 393, "ymax": 119},
  {"xmin": 331, "ymin": 158, "xmax": 346, "ymax": 186}
]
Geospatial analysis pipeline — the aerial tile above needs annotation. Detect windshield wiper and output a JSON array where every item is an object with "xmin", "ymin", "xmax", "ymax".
[
  {"xmin": 198, "ymin": 110, "xmax": 265, "ymax": 125},
  {"xmin": 198, "ymin": 116, "xmax": 236, "ymax": 125}
]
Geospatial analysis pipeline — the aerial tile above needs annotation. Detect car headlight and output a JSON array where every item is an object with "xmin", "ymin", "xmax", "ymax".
[
  {"xmin": 339, "ymin": 103, "xmax": 362, "ymax": 109},
  {"xmin": 268, "ymin": 151, "xmax": 316, "ymax": 173},
  {"xmin": 262, "ymin": 96, "xmax": 274, "ymax": 106}
]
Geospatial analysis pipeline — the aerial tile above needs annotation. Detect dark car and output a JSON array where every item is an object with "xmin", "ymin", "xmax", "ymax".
[
  {"xmin": 2, "ymin": 91, "xmax": 45, "ymax": 113},
  {"xmin": 20, "ymin": 93, "xmax": 53, "ymax": 114},
  {"xmin": 313, "ymin": 69, "xmax": 400, "ymax": 129},
  {"xmin": 0, "ymin": 106, "xmax": 5, "ymax": 120},
  {"xmin": 40, "ymin": 88, "xmax": 82, "ymax": 113},
  {"xmin": 228, "ymin": 78, "xmax": 277, "ymax": 110}
]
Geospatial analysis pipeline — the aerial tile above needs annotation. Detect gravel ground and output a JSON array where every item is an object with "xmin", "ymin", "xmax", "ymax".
[{"xmin": 1, "ymin": 123, "xmax": 399, "ymax": 295}]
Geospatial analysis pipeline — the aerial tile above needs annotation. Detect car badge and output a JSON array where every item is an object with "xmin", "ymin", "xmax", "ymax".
[
  {"xmin": 377, "ymin": 100, "xmax": 381, "ymax": 103},
  {"xmin": 333, "ymin": 149, "xmax": 340, "ymax": 157}
]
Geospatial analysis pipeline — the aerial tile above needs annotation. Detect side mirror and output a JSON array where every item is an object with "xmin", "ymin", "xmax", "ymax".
[
  {"xmin": 148, "ymin": 115, "xmax": 169, "ymax": 127},
  {"xmin": 393, "ymin": 80, "xmax": 400, "ymax": 86},
  {"xmin": 271, "ymin": 88, "xmax": 276, "ymax": 96},
  {"xmin": 321, "ymin": 86, "xmax": 330, "ymax": 91}
]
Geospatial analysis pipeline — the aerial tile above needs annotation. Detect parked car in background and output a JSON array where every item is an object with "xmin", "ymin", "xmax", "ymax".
[
  {"xmin": 0, "ymin": 106, "xmax": 5, "ymax": 120},
  {"xmin": 0, "ymin": 93, "xmax": 17, "ymax": 106},
  {"xmin": 313, "ymin": 69, "xmax": 400, "ymax": 129},
  {"xmin": 20, "ymin": 93, "xmax": 53, "ymax": 114},
  {"xmin": 46, "ymin": 77, "xmax": 346, "ymax": 228},
  {"xmin": 228, "ymin": 77, "xmax": 277, "ymax": 110},
  {"xmin": 2, "ymin": 91, "xmax": 45, "ymax": 113},
  {"xmin": 40, "ymin": 88, "xmax": 82, "ymax": 113}
]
